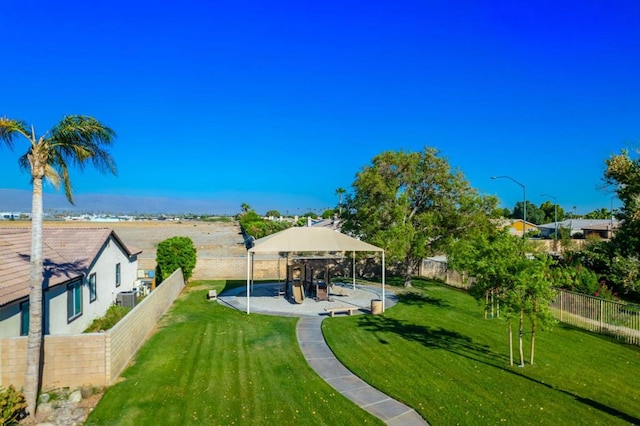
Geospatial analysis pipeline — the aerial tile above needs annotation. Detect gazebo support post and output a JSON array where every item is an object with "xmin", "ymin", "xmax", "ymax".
[
  {"xmin": 352, "ymin": 251, "xmax": 356, "ymax": 290},
  {"xmin": 382, "ymin": 251, "xmax": 386, "ymax": 312},
  {"xmin": 246, "ymin": 253, "xmax": 251, "ymax": 314}
]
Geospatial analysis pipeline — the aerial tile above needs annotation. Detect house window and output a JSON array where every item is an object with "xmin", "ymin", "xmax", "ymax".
[
  {"xmin": 20, "ymin": 301, "xmax": 29, "ymax": 336},
  {"xmin": 89, "ymin": 273, "xmax": 97, "ymax": 303},
  {"xmin": 67, "ymin": 279, "xmax": 83, "ymax": 322},
  {"xmin": 115, "ymin": 263, "xmax": 121, "ymax": 288}
]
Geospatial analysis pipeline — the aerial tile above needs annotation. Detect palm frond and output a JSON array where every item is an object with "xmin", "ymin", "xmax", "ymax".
[
  {"xmin": 49, "ymin": 115, "xmax": 117, "ymax": 175},
  {"xmin": 58, "ymin": 162, "xmax": 74, "ymax": 204},
  {"xmin": 44, "ymin": 164, "xmax": 61, "ymax": 190},
  {"xmin": 0, "ymin": 116, "xmax": 30, "ymax": 148},
  {"xmin": 18, "ymin": 151, "xmax": 30, "ymax": 171}
]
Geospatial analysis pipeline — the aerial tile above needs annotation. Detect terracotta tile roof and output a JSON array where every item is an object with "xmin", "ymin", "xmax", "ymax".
[{"xmin": 0, "ymin": 228, "xmax": 141, "ymax": 307}]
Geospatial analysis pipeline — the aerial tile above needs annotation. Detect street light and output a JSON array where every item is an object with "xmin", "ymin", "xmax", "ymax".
[
  {"xmin": 541, "ymin": 193, "xmax": 558, "ymax": 246},
  {"xmin": 491, "ymin": 175, "xmax": 526, "ymax": 238}
]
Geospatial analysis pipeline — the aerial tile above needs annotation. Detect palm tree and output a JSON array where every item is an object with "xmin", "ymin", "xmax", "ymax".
[
  {"xmin": 0, "ymin": 115, "xmax": 116, "ymax": 418},
  {"xmin": 241, "ymin": 202, "xmax": 251, "ymax": 213},
  {"xmin": 335, "ymin": 187, "xmax": 346, "ymax": 215}
]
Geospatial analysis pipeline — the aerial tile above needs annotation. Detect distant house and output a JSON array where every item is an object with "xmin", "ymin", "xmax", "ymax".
[
  {"xmin": 0, "ymin": 228, "xmax": 141, "ymax": 338},
  {"xmin": 537, "ymin": 219, "xmax": 620, "ymax": 239},
  {"xmin": 0, "ymin": 212, "xmax": 30, "ymax": 220},
  {"xmin": 494, "ymin": 219, "xmax": 538, "ymax": 237}
]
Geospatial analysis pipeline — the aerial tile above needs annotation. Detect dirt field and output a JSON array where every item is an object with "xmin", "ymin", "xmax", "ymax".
[{"xmin": 1, "ymin": 219, "xmax": 247, "ymax": 262}]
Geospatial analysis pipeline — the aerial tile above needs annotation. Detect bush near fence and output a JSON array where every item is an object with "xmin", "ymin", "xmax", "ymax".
[{"xmin": 0, "ymin": 269, "xmax": 185, "ymax": 389}]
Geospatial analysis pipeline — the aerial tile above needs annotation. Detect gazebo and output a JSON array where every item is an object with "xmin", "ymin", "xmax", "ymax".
[{"xmin": 246, "ymin": 226, "xmax": 385, "ymax": 314}]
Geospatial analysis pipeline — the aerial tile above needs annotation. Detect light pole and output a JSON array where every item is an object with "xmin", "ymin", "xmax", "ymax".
[
  {"xmin": 541, "ymin": 193, "xmax": 558, "ymax": 248},
  {"xmin": 492, "ymin": 175, "xmax": 526, "ymax": 238},
  {"xmin": 610, "ymin": 195, "xmax": 617, "ymax": 237}
]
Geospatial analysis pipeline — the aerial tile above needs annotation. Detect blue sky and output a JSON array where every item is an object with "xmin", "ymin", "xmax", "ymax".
[{"xmin": 2, "ymin": 1, "xmax": 639, "ymax": 215}]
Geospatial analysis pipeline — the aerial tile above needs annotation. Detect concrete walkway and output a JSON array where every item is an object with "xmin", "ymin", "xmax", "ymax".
[
  {"xmin": 296, "ymin": 316, "xmax": 427, "ymax": 425},
  {"xmin": 218, "ymin": 283, "xmax": 428, "ymax": 425}
]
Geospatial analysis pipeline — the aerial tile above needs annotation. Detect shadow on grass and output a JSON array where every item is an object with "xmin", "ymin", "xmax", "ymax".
[
  {"xmin": 508, "ymin": 368, "xmax": 640, "ymax": 424},
  {"xmin": 396, "ymin": 291, "xmax": 450, "ymax": 308},
  {"xmin": 358, "ymin": 314, "xmax": 639, "ymax": 424},
  {"xmin": 356, "ymin": 314, "xmax": 495, "ymax": 362}
]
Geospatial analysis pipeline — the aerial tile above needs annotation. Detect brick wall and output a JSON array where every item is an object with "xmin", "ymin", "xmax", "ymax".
[
  {"xmin": 0, "ymin": 269, "xmax": 185, "ymax": 389},
  {"xmin": 106, "ymin": 268, "xmax": 185, "ymax": 384},
  {"xmin": 0, "ymin": 332, "xmax": 108, "ymax": 389}
]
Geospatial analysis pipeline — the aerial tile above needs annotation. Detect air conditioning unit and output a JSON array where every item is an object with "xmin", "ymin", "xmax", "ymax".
[{"xmin": 117, "ymin": 291, "xmax": 137, "ymax": 309}]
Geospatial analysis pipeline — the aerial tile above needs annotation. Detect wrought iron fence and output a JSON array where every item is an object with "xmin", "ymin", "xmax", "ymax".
[{"xmin": 550, "ymin": 289, "xmax": 640, "ymax": 346}]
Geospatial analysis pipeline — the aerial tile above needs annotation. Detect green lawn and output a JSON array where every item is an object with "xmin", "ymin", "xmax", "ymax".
[
  {"xmin": 86, "ymin": 281, "xmax": 382, "ymax": 425},
  {"xmin": 86, "ymin": 278, "xmax": 640, "ymax": 425},
  {"xmin": 323, "ymin": 279, "xmax": 640, "ymax": 425}
]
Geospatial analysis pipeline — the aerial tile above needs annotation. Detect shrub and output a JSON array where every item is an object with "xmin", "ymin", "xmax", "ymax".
[
  {"xmin": 239, "ymin": 210, "xmax": 291, "ymax": 239},
  {"xmin": 0, "ymin": 386, "xmax": 27, "ymax": 424},
  {"xmin": 155, "ymin": 236, "xmax": 197, "ymax": 284},
  {"xmin": 84, "ymin": 304, "xmax": 132, "ymax": 332}
]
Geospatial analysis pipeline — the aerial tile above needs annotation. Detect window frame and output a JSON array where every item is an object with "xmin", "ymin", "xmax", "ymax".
[
  {"xmin": 20, "ymin": 301, "xmax": 29, "ymax": 336},
  {"xmin": 89, "ymin": 272, "xmax": 97, "ymax": 303},
  {"xmin": 115, "ymin": 263, "xmax": 121, "ymax": 288},
  {"xmin": 67, "ymin": 279, "xmax": 83, "ymax": 322}
]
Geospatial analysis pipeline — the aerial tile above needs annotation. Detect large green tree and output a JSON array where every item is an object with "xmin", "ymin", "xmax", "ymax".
[
  {"xmin": 342, "ymin": 147, "xmax": 497, "ymax": 287},
  {"xmin": 604, "ymin": 149, "xmax": 640, "ymax": 244},
  {"xmin": 513, "ymin": 200, "xmax": 545, "ymax": 224},
  {"xmin": 539, "ymin": 200, "xmax": 565, "ymax": 223},
  {"xmin": 594, "ymin": 149, "xmax": 640, "ymax": 295},
  {"xmin": 0, "ymin": 115, "xmax": 116, "ymax": 418}
]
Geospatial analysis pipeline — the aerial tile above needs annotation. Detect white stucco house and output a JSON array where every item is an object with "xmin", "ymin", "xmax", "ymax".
[
  {"xmin": 537, "ymin": 219, "xmax": 620, "ymax": 238},
  {"xmin": 0, "ymin": 227, "xmax": 141, "ymax": 338}
]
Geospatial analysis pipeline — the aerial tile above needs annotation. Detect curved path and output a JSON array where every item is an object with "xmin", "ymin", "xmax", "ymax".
[
  {"xmin": 218, "ymin": 284, "xmax": 427, "ymax": 425},
  {"xmin": 297, "ymin": 316, "xmax": 427, "ymax": 425}
]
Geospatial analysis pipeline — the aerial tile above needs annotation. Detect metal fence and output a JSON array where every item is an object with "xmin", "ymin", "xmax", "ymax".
[{"xmin": 550, "ymin": 289, "xmax": 640, "ymax": 346}]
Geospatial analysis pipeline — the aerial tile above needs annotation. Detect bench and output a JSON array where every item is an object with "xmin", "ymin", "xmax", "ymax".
[
  {"xmin": 207, "ymin": 289, "xmax": 217, "ymax": 301},
  {"xmin": 324, "ymin": 306, "xmax": 358, "ymax": 317}
]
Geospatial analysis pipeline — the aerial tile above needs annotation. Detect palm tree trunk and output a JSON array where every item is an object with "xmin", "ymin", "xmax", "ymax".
[
  {"xmin": 518, "ymin": 308, "xmax": 524, "ymax": 367},
  {"xmin": 24, "ymin": 177, "xmax": 44, "ymax": 417}
]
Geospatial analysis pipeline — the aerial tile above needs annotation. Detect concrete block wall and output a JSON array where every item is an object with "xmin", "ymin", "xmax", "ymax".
[
  {"xmin": 0, "ymin": 269, "xmax": 185, "ymax": 389},
  {"xmin": 107, "ymin": 268, "xmax": 185, "ymax": 384},
  {"xmin": 138, "ymin": 257, "xmax": 251, "ymax": 281},
  {"xmin": 42, "ymin": 335, "xmax": 107, "ymax": 388},
  {"xmin": 419, "ymin": 258, "xmax": 471, "ymax": 289},
  {"xmin": 0, "ymin": 334, "xmax": 106, "ymax": 389},
  {"xmin": 140, "ymin": 255, "xmax": 383, "ymax": 282},
  {"xmin": 193, "ymin": 257, "xmax": 247, "ymax": 280},
  {"xmin": 0, "ymin": 338, "xmax": 28, "ymax": 388}
]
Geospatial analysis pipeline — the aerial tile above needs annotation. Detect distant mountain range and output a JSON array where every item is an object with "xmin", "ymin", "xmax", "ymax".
[{"xmin": 0, "ymin": 189, "xmax": 239, "ymax": 215}]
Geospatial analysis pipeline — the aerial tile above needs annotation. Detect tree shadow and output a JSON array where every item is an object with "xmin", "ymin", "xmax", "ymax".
[
  {"xmin": 356, "ymin": 314, "xmax": 495, "ymax": 361},
  {"xmin": 396, "ymin": 291, "xmax": 450, "ymax": 308},
  {"xmin": 19, "ymin": 254, "xmax": 87, "ymax": 288},
  {"xmin": 507, "ymin": 367, "xmax": 640, "ymax": 424},
  {"xmin": 357, "ymin": 313, "xmax": 639, "ymax": 423}
]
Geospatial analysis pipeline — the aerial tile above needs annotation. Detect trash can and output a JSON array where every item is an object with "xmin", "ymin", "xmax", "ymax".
[{"xmin": 371, "ymin": 299, "xmax": 383, "ymax": 315}]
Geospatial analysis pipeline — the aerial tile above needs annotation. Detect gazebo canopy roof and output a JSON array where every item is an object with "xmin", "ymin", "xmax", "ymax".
[{"xmin": 248, "ymin": 226, "xmax": 383, "ymax": 254}]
